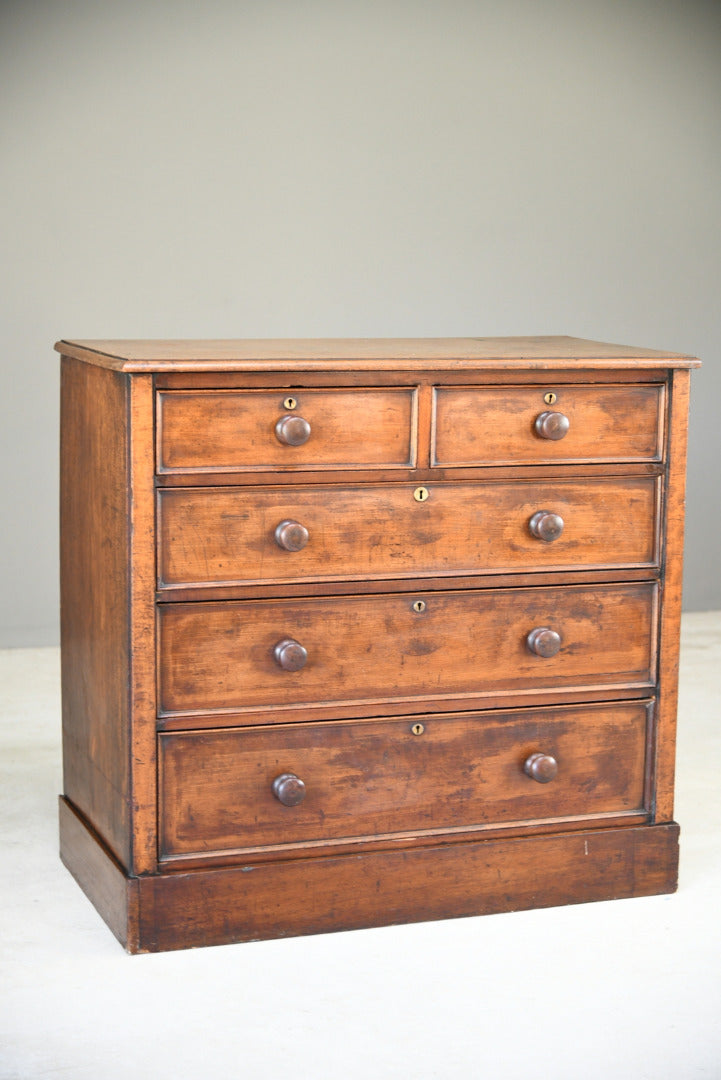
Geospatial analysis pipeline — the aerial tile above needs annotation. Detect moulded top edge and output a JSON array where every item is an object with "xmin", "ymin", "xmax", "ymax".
[{"xmin": 54, "ymin": 336, "xmax": 701, "ymax": 372}]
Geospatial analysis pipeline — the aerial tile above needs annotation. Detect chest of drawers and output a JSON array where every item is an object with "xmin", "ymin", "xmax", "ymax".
[{"xmin": 57, "ymin": 336, "xmax": 699, "ymax": 952}]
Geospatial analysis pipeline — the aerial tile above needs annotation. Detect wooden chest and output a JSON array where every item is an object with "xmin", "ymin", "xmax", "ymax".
[{"xmin": 57, "ymin": 336, "xmax": 699, "ymax": 952}]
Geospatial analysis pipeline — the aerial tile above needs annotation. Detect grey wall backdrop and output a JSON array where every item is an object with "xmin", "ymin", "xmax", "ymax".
[{"xmin": 1, "ymin": 0, "xmax": 719, "ymax": 646}]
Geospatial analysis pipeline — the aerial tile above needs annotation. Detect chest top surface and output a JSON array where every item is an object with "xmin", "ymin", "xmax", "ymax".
[{"xmin": 55, "ymin": 335, "xmax": 700, "ymax": 372}]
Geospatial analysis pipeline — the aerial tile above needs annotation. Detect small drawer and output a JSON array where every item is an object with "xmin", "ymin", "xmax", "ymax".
[
  {"xmin": 157, "ymin": 582, "xmax": 657, "ymax": 718},
  {"xmin": 156, "ymin": 387, "xmax": 417, "ymax": 473},
  {"xmin": 157, "ymin": 475, "xmax": 660, "ymax": 590},
  {"xmin": 432, "ymin": 383, "xmax": 664, "ymax": 465},
  {"xmin": 158, "ymin": 700, "xmax": 650, "ymax": 860}
]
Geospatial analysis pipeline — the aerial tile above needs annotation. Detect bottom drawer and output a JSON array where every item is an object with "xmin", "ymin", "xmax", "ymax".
[{"xmin": 159, "ymin": 701, "xmax": 650, "ymax": 862}]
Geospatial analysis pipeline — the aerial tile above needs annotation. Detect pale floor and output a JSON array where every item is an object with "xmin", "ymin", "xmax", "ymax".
[{"xmin": 1, "ymin": 613, "xmax": 720, "ymax": 1080}]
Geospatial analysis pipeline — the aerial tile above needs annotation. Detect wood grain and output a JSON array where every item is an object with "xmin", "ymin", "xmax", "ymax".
[
  {"xmin": 654, "ymin": 368, "xmax": 692, "ymax": 821},
  {"xmin": 144, "ymin": 822, "xmax": 680, "ymax": 951},
  {"xmin": 158, "ymin": 701, "xmax": 649, "ymax": 860},
  {"xmin": 154, "ymin": 368, "xmax": 674, "ymax": 392},
  {"xmin": 157, "ymin": 387, "xmax": 417, "ymax": 472},
  {"xmin": 54, "ymin": 335, "xmax": 701, "ymax": 372},
  {"xmin": 58, "ymin": 795, "xmax": 681, "ymax": 952},
  {"xmin": 158, "ymin": 582, "xmax": 657, "ymax": 717},
  {"xmin": 157, "ymin": 475, "xmax": 659, "ymax": 590},
  {"xmin": 127, "ymin": 375, "xmax": 158, "ymax": 873},
  {"xmin": 433, "ymin": 383, "xmax": 664, "ymax": 465},
  {"xmin": 59, "ymin": 359, "xmax": 158, "ymax": 876},
  {"xmin": 59, "ymin": 797, "xmax": 139, "ymax": 951},
  {"xmin": 60, "ymin": 357, "xmax": 131, "ymax": 868}
]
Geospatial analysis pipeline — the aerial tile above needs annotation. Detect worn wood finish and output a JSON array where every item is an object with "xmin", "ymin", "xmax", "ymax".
[
  {"xmin": 654, "ymin": 368, "xmax": 693, "ymax": 822},
  {"xmin": 158, "ymin": 701, "xmax": 649, "ymax": 860},
  {"xmin": 55, "ymin": 336, "xmax": 700, "ymax": 371},
  {"xmin": 58, "ymin": 336, "xmax": 697, "ymax": 951},
  {"xmin": 158, "ymin": 568, "xmax": 661, "ymax": 608},
  {"xmin": 158, "ymin": 582, "xmax": 657, "ymax": 717},
  {"xmin": 58, "ymin": 795, "xmax": 680, "ymax": 952},
  {"xmin": 156, "ymin": 460, "xmax": 663, "ymax": 493},
  {"xmin": 126, "ymin": 376, "xmax": 158, "ymax": 874},
  {"xmin": 60, "ymin": 359, "xmax": 157, "ymax": 876},
  {"xmin": 157, "ymin": 475, "xmax": 659, "ymax": 590},
  {"xmin": 157, "ymin": 388, "xmax": 417, "ymax": 472},
  {"xmin": 155, "ymin": 368, "xmax": 673, "ymax": 393},
  {"xmin": 60, "ymin": 358, "xmax": 131, "ymax": 868},
  {"xmin": 59, "ymin": 797, "xmax": 139, "ymax": 951},
  {"xmin": 433, "ymin": 383, "xmax": 664, "ymax": 465},
  {"xmin": 144, "ymin": 823, "xmax": 680, "ymax": 952}
]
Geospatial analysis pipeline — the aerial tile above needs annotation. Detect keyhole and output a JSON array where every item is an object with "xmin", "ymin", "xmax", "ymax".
[
  {"xmin": 412, "ymin": 600, "xmax": 426, "ymax": 613},
  {"xmin": 544, "ymin": 392, "xmax": 557, "ymax": 405},
  {"xmin": 411, "ymin": 723, "xmax": 425, "ymax": 735},
  {"xmin": 414, "ymin": 486, "xmax": 429, "ymax": 502},
  {"xmin": 283, "ymin": 396, "xmax": 298, "ymax": 410}
]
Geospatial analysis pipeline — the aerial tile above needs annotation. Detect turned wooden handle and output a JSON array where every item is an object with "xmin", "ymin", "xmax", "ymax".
[
  {"xmin": 535, "ymin": 410, "xmax": 570, "ymax": 440},
  {"xmin": 275, "ymin": 414, "xmax": 311, "ymax": 446},
  {"xmin": 272, "ymin": 773, "xmax": 306, "ymax": 806},
  {"xmin": 526, "ymin": 627, "xmax": 562, "ymax": 657},
  {"xmin": 529, "ymin": 510, "xmax": 565, "ymax": 542},
  {"xmin": 273, "ymin": 638, "xmax": 308, "ymax": 671},
  {"xmin": 524, "ymin": 752, "xmax": 558, "ymax": 783},
  {"xmin": 274, "ymin": 520, "xmax": 310, "ymax": 551}
]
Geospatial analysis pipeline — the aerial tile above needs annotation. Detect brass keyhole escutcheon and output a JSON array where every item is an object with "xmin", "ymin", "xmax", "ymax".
[
  {"xmin": 283, "ymin": 396, "xmax": 298, "ymax": 410},
  {"xmin": 411, "ymin": 723, "xmax": 425, "ymax": 735},
  {"xmin": 544, "ymin": 391, "xmax": 557, "ymax": 405},
  {"xmin": 412, "ymin": 599, "xmax": 426, "ymax": 613},
  {"xmin": 414, "ymin": 486, "xmax": 430, "ymax": 502}
]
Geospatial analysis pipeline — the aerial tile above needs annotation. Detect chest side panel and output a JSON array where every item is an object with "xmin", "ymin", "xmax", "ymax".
[{"xmin": 60, "ymin": 358, "xmax": 131, "ymax": 868}]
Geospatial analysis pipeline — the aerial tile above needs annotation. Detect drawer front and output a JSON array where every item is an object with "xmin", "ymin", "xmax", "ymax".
[
  {"xmin": 157, "ymin": 387, "xmax": 417, "ymax": 473},
  {"xmin": 158, "ymin": 582, "xmax": 657, "ymax": 717},
  {"xmin": 158, "ymin": 701, "xmax": 649, "ymax": 859},
  {"xmin": 158, "ymin": 476, "xmax": 659, "ymax": 589},
  {"xmin": 433, "ymin": 383, "xmax": 664, "ymax": 465}
]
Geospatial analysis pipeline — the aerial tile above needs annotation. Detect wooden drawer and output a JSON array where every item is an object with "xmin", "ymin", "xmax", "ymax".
[
  {"xmin": 158, "ymin": 582, "xmax": 657, "ymax": 718},
  {"xmin": 157, "ymin": 475, "xmax": 659, "ymax": 590},
  {"xmin": 433, "ymin": 383, "xmax": 664, "ymax": 465},
  {"xmin": 158, "ymin": 700, "xmax": 650, "ymax": 861},
  {"xmin": 156, "ymin": 387, "xmax": 417, "ymax": 473}
]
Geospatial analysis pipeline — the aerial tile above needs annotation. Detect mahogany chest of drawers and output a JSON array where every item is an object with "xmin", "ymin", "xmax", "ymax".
[{"xmin": 57, "ymin": 336, "xmax": 699, "ymax": 952}]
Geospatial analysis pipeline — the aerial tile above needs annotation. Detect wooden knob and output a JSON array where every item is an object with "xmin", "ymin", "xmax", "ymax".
[
  {"xmin": 273, "ymin": 638, "xmax": 308, "ymax": 671},
  {"xmin": 272, "ymin": 773, "xmax": 306, "ymax": 806},
  {"xmin": 526, "ymin": 627, "xmax": 562, "ymax": 657},
  {"xmin": 529, "ymin": 510, "xmax": 564, "ymax": 542},
  {"xmin": 275, "ymin": 414, "xmax": 311, "ymax": 446},
  {"xmin": 524, "ymin": 752, "xmax": 558, "ymax": 783},
  {"xmin": 274, "ymin": 520, "xmax": 309, "ymax": 551},
  {"xmin": 535, "ymin": 411, "xmax": 570, "ymax": 440}
]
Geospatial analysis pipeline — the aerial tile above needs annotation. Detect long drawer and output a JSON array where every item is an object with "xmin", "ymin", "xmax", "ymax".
[
  {"xmin": 157, "ymin": 476, "xmax": 659, "ymax": 589},
  {"xmin": 158, "ymin": 700, "xmax": 650, "ymax": 860},
  {"xmin": 157, "ymin": 582, "xmax": 657, "ymax": 717}
]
